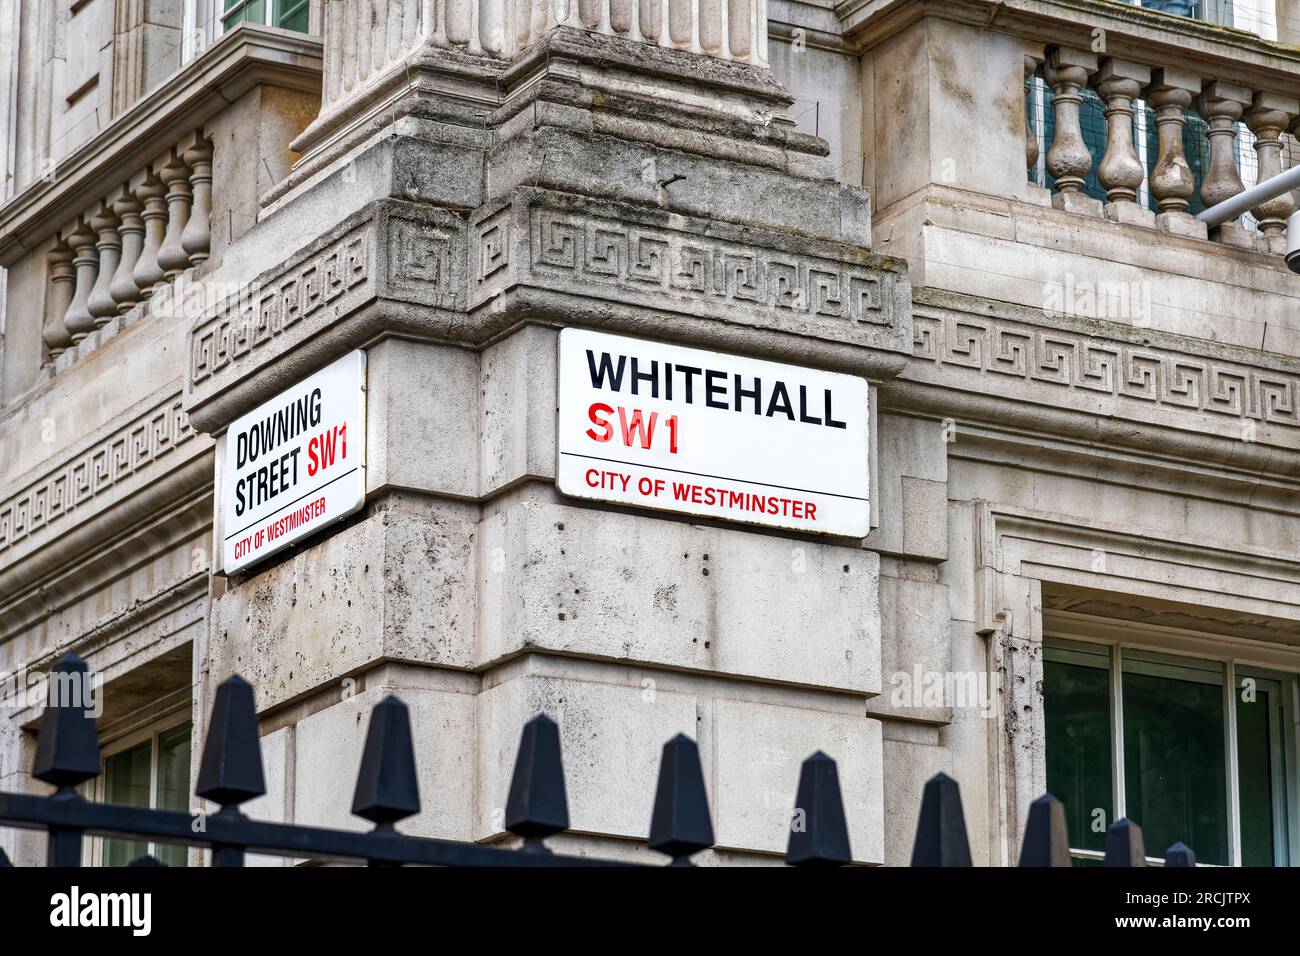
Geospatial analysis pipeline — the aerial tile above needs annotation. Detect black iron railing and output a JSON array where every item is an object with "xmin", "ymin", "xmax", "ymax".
[{"xmin": 0, "ymin": 651, "xmax": 1197, "ymax": 867}]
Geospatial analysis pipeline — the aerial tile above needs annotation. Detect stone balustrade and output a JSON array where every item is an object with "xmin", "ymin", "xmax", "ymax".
[
  {"xmin": 318, "ymin": 0, "xmax": 768, "ymax": 115},
  {"xmin": 1027, "ymin": 45, "xmax": 1300, "ymax": 253},
  {"xmin": 42, "ymin": 132, "xmax": 214, "ymax": 366}
]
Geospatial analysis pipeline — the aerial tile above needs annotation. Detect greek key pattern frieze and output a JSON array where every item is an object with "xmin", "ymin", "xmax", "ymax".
[
  {"xmin": 190, "ymin": 230, "xmax": 368, "ymax": 385},
  {"xmin": 0, "ymin": 398, "xmax": 196, "ymax": 555},
  {"xmin": 912, "ymin": 313, "xmax": 1300, "ymax": 425},
  {"xmin": 528, "ymin": 209, "xmax": 889, "ymax": 324}
]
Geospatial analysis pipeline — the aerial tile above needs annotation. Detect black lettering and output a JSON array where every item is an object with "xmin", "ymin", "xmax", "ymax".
[
  {"xmin": 706, "ymin": 370, "xmax": 728, "ymax": 409},
  {"xmin": 631, "ymin": 358, "xmax": 659, "ymax": 398},
  {"xmin": 735, "ymin": 375, "xmax": 762, "ymax": 414},
  {"xmin": 587, "ymin": 350, "xmax": 626, "ymax": 391}
]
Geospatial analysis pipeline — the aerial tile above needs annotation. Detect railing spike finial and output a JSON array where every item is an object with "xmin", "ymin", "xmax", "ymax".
[
  {"xmin": 32, "ymin": 652, "xmax": 101, "ymax": 791},
  {"xmin": 196, "ymin": 675, "xmax": 266, "ymax": 810},
  {"xmin": 505, "ymin": 714, "xmax": 569, "ymax": 849},
  {"xmin": 911, "ymin": 771, "xmax": 972, "ymax": 867},
  {"xmin": 648, "ymin": 733, "xmax": 714, "ymax": 866},
  {"xmin": 1104, "ymin": 818, "xmax": 1146, "ymax": 867},
  {"xmin": 1163, "ymin": 841, "xmax": 1196, "ymax": 867},
  {"xmin": 1018, "ymin": 793, "xmax": 1072, "ymax": 867},
  {"xmin": 786, "ymin": 751, "xmax": 852, "ymax": 867},
  {"xmin": 351, "ymin": 695, "xmax": 421, "ymax": 828}
]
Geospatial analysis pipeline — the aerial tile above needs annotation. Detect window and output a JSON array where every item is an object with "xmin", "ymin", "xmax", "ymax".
[
  {"xmin": 1044, "ymin": 635, "xmax": 1299, "ymax": 866},
  {"xmin": 221, "ymin": 0, "xmax": 311, "ymax": 33},
  {"xmin": 89, "ymin": 720, "xmax": 193, "ymax": 866}
]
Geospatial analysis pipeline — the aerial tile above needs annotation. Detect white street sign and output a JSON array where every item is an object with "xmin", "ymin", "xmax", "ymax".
[
  {"xmin": 557, "ymin": 329, "xmax": 870, "ymax": 536},
  {"xmin": 220, "ymin": 350, "xmax": 367, "ymax": 574}
]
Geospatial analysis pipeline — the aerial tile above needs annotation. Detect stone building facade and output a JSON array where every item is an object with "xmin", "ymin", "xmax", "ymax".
[{"xmin": 1, "ymin": 0, "xmax": 1298, "ymax": 866}]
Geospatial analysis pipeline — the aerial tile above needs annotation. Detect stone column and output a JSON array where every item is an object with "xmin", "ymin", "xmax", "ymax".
[
  {"xmin": 1198, "ymin": 81, "xmax": 1253, "ymax": 249},
  {"xmin": 1093, "ymin": 59, "xmax": 1151, "ymax": 225},
  {"xmin": 110, "ymin": 193, "xmax": 146, "ymax": 313},
  {"xmin": 181, "ymin": 138, "xmax": 213, "ymax": 266},
  {"xmin": 64, "ymin": 221, "xmax": 100, "ymax": 344},
  {"xmin": 1044, "ymin": 47, "xmax": 1098, "ymax": 214},
  {"xmin": 1145, "ymin": 68, "xmax": 1205, "ymax": 238},
  {"xmin": 1244, "ymin": 91, "xmax": 1299, "ymax": 252},
  {"xmin": 87, "ymin": 208, "xmax": 123, "ymax": 328},
  {"xmin": 133, "ymin": 175, "xmax": 168, "ymax": 297},
  {"xmin": 43, "ymin": 244, "xmax": 76, "ymax": 361},
  {"xmin": 157, "ymin": 154, "xmax": 194, "ymax": 278}
]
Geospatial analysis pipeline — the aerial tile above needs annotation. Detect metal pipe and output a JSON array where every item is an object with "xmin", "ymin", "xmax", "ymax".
[{"xmin": 1196, "ymin": 163, "xmax": 1300, "ymax": 226}]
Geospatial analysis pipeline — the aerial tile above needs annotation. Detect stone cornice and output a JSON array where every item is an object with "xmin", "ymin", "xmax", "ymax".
[
  {"xmin": 835, "ymin": 0, "xmax": 1300, "ymax": 97},
  {"xmin": 0, "ymin": 24, "xmax": 323, "ymax": 268},
  {"xmin": 184, "ymin": 191, "xmax": 913, "ymax": 432},
  {"xmin": 882, "ymin": 287, "xmax": 1300, "ymax": 477},
  {"xmin": 0, "ymin": 387, "xmax": 211, "ymax": 599}
]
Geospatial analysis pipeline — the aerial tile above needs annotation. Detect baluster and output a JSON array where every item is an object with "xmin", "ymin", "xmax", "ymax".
[
  {"xmin": 181, "ymin": 138, "xmax": 213, "ymax": 266},
  {"xmin": 1145, "ymin": 69, "xmax": 1205, "ymax": 237},
  {"xmin": 133, "ymin": 175, "xmax": 167, "ymax": 298},
  {"xmin": 64, "ymin": 222, "xmax": 99, "ymax": 344},
  {"xmin": 1198, "ymin": 82, "xmax": 1253, "ymax": 247},
  {"xmin": 1093, "ymin": 59, "xmax": 1152, "ymax": 226},
  {"xmin": 110, "ymin": 193, "xmax": 145, "ymax": 313},
  {"xmin": 196, "ymin": 675, "xmax": 267, "ymax": 868},
  {"xmin": 1045, "ymin": 47, "xmax": 1099, "ymax": 214},
  {"xmin": 44, "ymin": 243, "xmax": 76, "ymax": 362},
  {"xmin": 157, "ymin": 154, "xmax": 193, "ymax": 278},
  {"xmin": 1024, "ymin": 52, "xmax": 1043, "ymax": 171},
  {"xmin": 32, "ymin": 653, "xmax": 102, "ymax": 867},
  {"xmin": 86, "ymin": 208, "xmax": 122, "ymax": 328},
  {"xmin": 1244, "ymin": 91, "xmax": 1299, "ymax": 252}
]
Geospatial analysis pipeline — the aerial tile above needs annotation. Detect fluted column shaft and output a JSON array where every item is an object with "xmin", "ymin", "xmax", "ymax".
[{"xmin": 44, "ymin": 244, "xmax": 76, "ymax": 360}]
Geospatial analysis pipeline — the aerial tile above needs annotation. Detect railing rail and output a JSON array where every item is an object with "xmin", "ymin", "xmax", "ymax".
[{"xmin": 0, "ymin": 652, "xmax": 1198, "ymax": 867}]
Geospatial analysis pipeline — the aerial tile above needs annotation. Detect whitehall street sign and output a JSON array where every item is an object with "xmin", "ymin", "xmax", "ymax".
[
  {"xmin": 557, "ymin": 329, "xmax": 870, "ymax": 537},
  {"xmin": 220, "ymin": 350, "xmax": 367, "ymax": 574}
]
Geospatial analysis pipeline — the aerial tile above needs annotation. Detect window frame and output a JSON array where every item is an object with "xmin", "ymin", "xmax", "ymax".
[
  {"xmin": 83, "ymin": 712, "xmax": 194, "ymax": 867},
  {"xmin": 1043, "ymin": 614, "xmax": 1300, "ymax": 867}
]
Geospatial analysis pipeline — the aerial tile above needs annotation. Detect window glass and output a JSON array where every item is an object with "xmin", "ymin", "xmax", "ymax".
[
  {"xmin": 1121, "ymin": 652, "xmax": 1228, "ymax": 865},
  {"xmin": 1043, "ymin": 642, "xmax": 1112, "ymax": 853},
  {"xmin": 102, "ymin": 740, "xmax": 152, "ymax": 867},
  {"xmin": 154, "ymin": 722, "xmax": 193, "ymax": 867},
  {"xmin": 98, "ymin": 721, "xmax": 192, "ymax": 866},
  {"xmin": 275, "ymin": 0, "xmax": 311, "ymax": 32},
  {"xmin": 223, "ymin": 0, "xmax": 269, "ymax": 30},
  {"xmin": 1043, "ymin": 636, "xmax": 1297, "ymax": 866}
]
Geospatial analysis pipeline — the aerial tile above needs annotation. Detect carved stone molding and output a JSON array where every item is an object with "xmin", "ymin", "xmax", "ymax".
[
  {"xmin": 909, "ymin": 306, "xmax": 1300, "ymax": 441},
  {"xmin": 185, "ymin": 193, "xmax": 912, "ymax": 433},
  {"xmin": 0, "ymin": 392, "xmax": 202, "ymax": 578}
]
